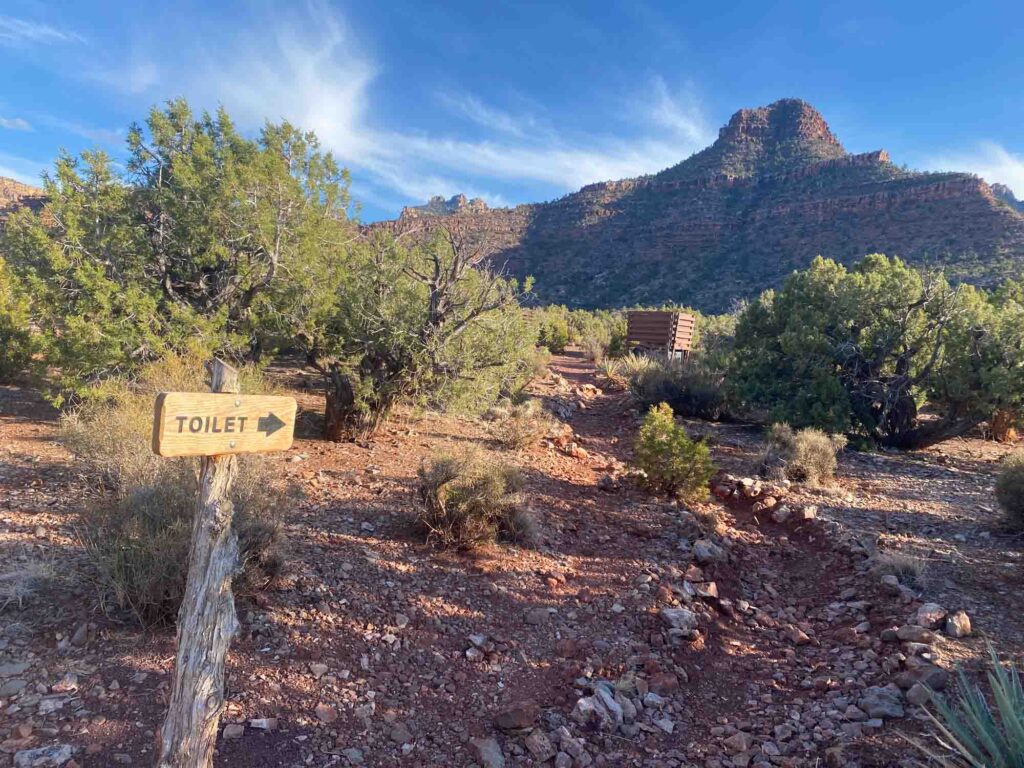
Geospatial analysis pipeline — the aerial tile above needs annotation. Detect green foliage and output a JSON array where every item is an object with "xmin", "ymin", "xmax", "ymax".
[
  {"xmin": 305, "ymin": 229, "xmax": 538, "ymax": 439},
  {"xmin": 908, "ymin": 647, "xmax": 1024, "ymax": 768},
  {"xmin": 64, "ymin": 353, "xmax": 288, "ymax": 626},
  {"xmin": 1, "ymin": 99, "xmax": 350, "ymax": 401},
  {"xmin": 534, "ymin": 306, "xmax": 570, "ymax": 354},
  {"xmin": 629, "ymin": 359, "xmax": 725, "ymax": 420},
  {"xmin": 0, "ymin": 255, "xmax": 36, "ymax": 381},
  {"xmin": 567, "ymin": 308, "xmax": 627, "ymax": 361},
  {"xmin": 995, "ymin": 453, "xmax": 1024, "ymax": 530},
  {"xmin": 619, "ymin": 308, "xmax": 736, "ymax": 419},
  {"xmin": 415, "ymin": 452, "xmax": 536, "ymax": 549},
  {"xmin": 761, "ymin": 423, "xmax": 847, "ymax": 484},
  {"xmin": 729, "ymin": 255, "xmax": 1024, "ymax": 448},
  {"xmin": 633, "ymin": 403, "xmax": 715, "ymax": 500}
]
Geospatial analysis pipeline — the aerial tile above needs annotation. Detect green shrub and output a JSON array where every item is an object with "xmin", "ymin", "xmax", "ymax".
[
  {"xmin": 64, "ymin": 353, "xmax": 288, "ymax": 626},
  {"xmin": 310, "ymin": 230, "xmax": 537, "ymax": 440},
  {"xmin": 415, "ymin": 452, "xmax": 535, "ymax": 549},
  {"xmin": 536, "ymin": 308, "xmax": 570, "ymax": 354},
  {"xmin": 729, "ymin": 255, "xmax": 1024, "ymax": 449},
  {"xmin": 908, "ymin": 647, "xmax": 1024, "ymax": 767},
  {"xmin": 2, "ymin": 100, "xmax": 351, "ymax": 402},
  {"xmin": 761, "ymin": 423, "xmax": 846, "ymax": 484},
  {"xmin": 491, "ymin": 399, "xmax": 551, "ymax": 450},
  {"xmin": 628, "ymin": 358, "xmax": 726, "ymax": 420},
  {"xmin": 633, "ymin": 403, "xmax": 715, "ymax": 501},
  {"xmin": 568, "ymin": 309, "xmax": 626, "ymax": 361},
  {"xmin": 0, "ymin": 255, "xmax": 36, "ymax": 381},
  {"xmin": 995, "ymin": 452, "xmax": 1024, "ymax": 529}
]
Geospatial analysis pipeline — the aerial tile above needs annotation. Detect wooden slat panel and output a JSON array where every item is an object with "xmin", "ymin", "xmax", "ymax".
[
  {"xmin": 152, "ymin": 392, "xmax": 297, "ymax": 457},
  {"xmin": 627, "ymin": 310, "xmax": 696, "ymax": 350}
]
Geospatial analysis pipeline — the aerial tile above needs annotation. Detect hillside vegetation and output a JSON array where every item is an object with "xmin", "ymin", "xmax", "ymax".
[{"xmin": 378, "ymin": 99, "xmax": 1024, "ymax": 311}]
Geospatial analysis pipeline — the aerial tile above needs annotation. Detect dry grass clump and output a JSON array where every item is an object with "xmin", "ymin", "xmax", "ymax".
[
  {"xmin": 63, "ymin": 352, "xmax": 289, "ymax": 627},
  {"xmin": 872, "ymin": 550, "xmax": 929, "ymax": 590},
  {"xmin": 491, "ymin": 398, "xmax": 551, "ymax": 450},
  {"xmin": 995, "ymin": 452, "xmax": 1024, "ymax": 530},
  {"xmin": 0, "ymin": 556, "xmax": 56, "ymax": 611},
  {"xmin": 761, "ymin": 423, "xmax": 847, "ymax": 484},
  {"xmin": 416, "ymin": 452, "xmax": 537, "ymax": 549}
]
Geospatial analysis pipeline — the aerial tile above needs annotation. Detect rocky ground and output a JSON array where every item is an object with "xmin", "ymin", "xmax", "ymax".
[{"xmin": 1, "ymin": 352, "xmax": 1021, "ymax": 768}]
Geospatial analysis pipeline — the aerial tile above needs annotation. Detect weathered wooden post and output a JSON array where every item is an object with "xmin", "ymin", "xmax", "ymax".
[{"xmin": 152, "ymin": 360, "xmax": 296, "ymax": 768}]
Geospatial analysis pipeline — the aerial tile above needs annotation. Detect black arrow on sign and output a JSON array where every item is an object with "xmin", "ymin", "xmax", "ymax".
[{"xmin": 257, "ymin": 412, "xmax": 286, "ymax": 437}]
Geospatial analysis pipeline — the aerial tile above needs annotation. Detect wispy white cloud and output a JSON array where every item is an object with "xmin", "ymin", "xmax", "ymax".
[
  {"xmin": 83, "ymin": 59, "xmax": 161, "ymax": 96},
  {"xmin": 437, "ymin": 93, "xmax": 541, "ymax": 139},
  {"xmin": 75, "ymin": 3, "xmax": 712, "ymax": 215},
  {"xmin": 926, "ymin": 141, "xmax": 1024, "ymax": 198},
  {"xmin": 0, "ymin": 16, "xmax": 83, "ymax": 47},
  {"xmin": 646, "ymin": 77, "xmax": 709, "ymax": 146},
  {"xmin": 0, "ymin": 116, "xmax": 32, "ymax": 131},
  {"xmin": 31, "ymin": 114, "xmax": 123, "ymax": 145}
]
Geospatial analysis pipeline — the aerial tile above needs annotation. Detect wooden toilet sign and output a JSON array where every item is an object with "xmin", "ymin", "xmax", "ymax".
[{"xmin": 152, "ymin": 392, "xmax": 297, "ymax": 457}]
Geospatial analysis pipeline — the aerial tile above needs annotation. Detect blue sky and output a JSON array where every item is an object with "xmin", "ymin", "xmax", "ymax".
[{"xmin": 1, "ymin": 1, "xmax": 1022, "ymax": 221}]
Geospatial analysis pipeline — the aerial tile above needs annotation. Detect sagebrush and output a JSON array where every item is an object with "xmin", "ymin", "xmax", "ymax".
[
  {"xmin": 995, "ymin": 452, "xmax": 1024, "ymax": 530},
  {"xmin": 491, "ymin": 399, "xmax": 551, "ymax": 450},
  {"xmin": 415, "ymin": 452, "xmax": 537, "ymax": 549},
  {"xmin": 633, "ymin": 403, "xmax": 715, "ymax": 501},
  {"xmin": 761, "ymin": 423, "xmax": 846, "ymax": 484},
  {"xmin": 629, "ymin": 358, "xmax": 726, "ymax": 420},
  {"xmin": 64, "ymin": 353, "xmax": 289, "ymax": 627}
]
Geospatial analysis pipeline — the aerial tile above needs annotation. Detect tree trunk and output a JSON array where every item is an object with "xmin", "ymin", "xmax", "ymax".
[
  {"xmin": 324, "ymin": 366, "xmax": 357, "ymax": 442},
  {"xmin": 157, "ymin": 360, "xmax": 241, "ymax": 768},
  {"xmin": 991, "ymin": 410, "xmax": 1020, "ymax": 442}
]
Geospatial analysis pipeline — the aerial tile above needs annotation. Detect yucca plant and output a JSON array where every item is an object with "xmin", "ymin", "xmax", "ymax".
[
  {"xmin": 907, "ymin": 647, "xmax": 1024, "ymax": 767},
  {"xmin": 596, "ymin": 358, "xmax": 625, "ymax": 388},
  {"xmin": 618, "ymin": 352, "xmax": 658, "ymax": 379}
]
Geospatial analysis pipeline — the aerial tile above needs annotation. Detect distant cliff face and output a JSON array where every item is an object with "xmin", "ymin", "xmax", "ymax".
[
  {"xmin": 0, "ymin": 178, "xmax": 45, "ymax": 223},
  {"xmin": 378, "ymin": 99, "xmax": 1024, "ymax": 311},
  {"xmin": 400, "ymin": 193, "xmax": 489, "ymax": 219},
  {"xmin": 992, "ymin": 183, "xmax": 1024, "ymax": 213}
]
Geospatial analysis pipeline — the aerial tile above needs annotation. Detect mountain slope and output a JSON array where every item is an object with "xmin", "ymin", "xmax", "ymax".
[
  {"xmin": 0, "ymin": 178, "xmax": 45, "ymax": 223},
  {"xmin": 378, "ymin": 99, "xmax": 1024, "ymax": 311}
]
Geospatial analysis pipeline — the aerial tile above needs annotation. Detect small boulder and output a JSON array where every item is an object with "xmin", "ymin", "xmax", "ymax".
[
  {"xmin": 915, "ymin": 603, "xmax": 948, "ymax": 629},
  {"xmin": 906, "ymin": 683, "xmax": 932, "ymax": 706},
  {"xmin": 494, "ymin": 701, "xmax": 538, "ymax": 732},
  {"xmin": 659, "ymin": 607, "xmax": 699, "ymax": 634},
  {"xmin": 693, "ymin": 538, "xmax": 726, "ymax": 565},
  {"xmin": 723, "ymin": 731, "xmax": 754, "ymax": 754},
  {"xmin": 14, "ymin": 745, "xmax": 75, "ymax": 768},
  {"xmin": 945, "ymin": 610, "xmax": 971, "ymax": 638},
  {"xmin": 860, "ymin": 684, "xmax": 905, "ymax": 719},
  {"xmin": 471, "ymin": 737, "xmax": 505, "ymax": 768},
  {"xmin": 314, "ymin": 703, "xmax": 338, "ymax": 724},
  {"xmin": 896, "ymin": 624, "xmax": 937, "ymax": 643},
  {"xmin": 524, "ymin": 730, "xmax": 556, "ymax": 762}
]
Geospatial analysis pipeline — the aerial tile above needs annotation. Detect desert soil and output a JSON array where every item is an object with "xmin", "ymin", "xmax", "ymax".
[{"xmin": 1, "ymin": 352, "xmax": 1021, "ymax": 768}]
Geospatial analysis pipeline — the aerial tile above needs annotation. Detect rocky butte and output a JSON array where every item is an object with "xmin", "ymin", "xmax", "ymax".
[{"xmin": 377, "ymin": 98, "xmax": 1024, "ymax": 311}]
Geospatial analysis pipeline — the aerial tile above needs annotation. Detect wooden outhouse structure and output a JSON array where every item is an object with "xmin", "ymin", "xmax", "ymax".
[{"xmin": 625, "ymin": 311, "xmax": 696, "ymax": 358}]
